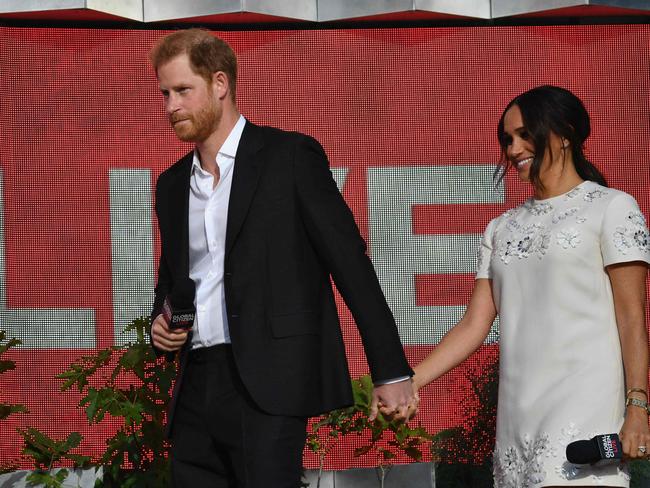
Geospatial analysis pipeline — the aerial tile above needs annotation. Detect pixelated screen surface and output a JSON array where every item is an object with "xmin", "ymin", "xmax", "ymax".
[{"xmin": 0, "ymin": 25, "xmax": 649, "ymax": 469}]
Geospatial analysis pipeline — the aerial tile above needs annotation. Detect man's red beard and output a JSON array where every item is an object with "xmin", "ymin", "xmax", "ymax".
[{"xmin": 169, "ymin": 96, "xmax": 221, "ymax": 143}]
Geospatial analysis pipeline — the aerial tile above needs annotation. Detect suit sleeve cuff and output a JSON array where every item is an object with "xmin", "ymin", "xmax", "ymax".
[{"xmin": 373, "ymin": 375, "xmax": 412, "ymax": 386}]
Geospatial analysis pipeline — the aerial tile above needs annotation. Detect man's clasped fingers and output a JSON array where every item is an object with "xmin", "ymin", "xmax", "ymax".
[
  {"xmin": 151, "ymin": 314, "xmax": 189, "ymax": 352},
  {"xmin": 379, "ymin": 401, "xmax": 418, "ymax": 422},
  {"xmin": 373, "ymin": 383, "xmax": 419, "ymax": 423}
]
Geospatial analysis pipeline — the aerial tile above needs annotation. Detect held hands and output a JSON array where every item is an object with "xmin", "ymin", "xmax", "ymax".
[
  {"xmin": 151, "ymin": 313, "xmax": 189, "ymax": 352},
  {"xmin": 369, "ymin": 378, "xmax": 419, "ymax": 423}
]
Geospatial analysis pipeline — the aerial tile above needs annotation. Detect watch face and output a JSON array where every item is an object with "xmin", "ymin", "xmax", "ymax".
[{"xmin": 627, "ymin": 397, "xmax": 649, "ymax": 412}]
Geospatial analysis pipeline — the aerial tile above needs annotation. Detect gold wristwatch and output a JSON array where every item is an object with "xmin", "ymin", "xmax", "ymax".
[{"xmin": 626, "ymin": 396, "xmax": 650, "ymax": 413}]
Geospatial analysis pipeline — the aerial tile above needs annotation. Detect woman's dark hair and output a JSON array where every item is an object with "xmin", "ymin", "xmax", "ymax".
[{"xmin": 496, "ymin": 85, "xmax": 607, "ymax": 189}]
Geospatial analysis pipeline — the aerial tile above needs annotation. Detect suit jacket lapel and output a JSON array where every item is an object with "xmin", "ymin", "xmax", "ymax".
[
  {"xmin": 170, "ymin": 152, "xmax": 193, "ymax": 278},
  {"xmin": 226, "ymin": 121, "xmax": 265, "ymax": 257}
]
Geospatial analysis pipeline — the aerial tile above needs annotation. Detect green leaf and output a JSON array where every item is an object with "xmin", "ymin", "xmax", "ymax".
[
  {"xmin": 66, "ymin": 452, "xmax": 92, "ymax": 468},
  {"xmin": 26, "ymin": 470, "xmax": 68, "ymax": 488},
  {"xmin": 119, "ymin": 347, "xmax": 143, "ymax": 370},
  {"xmin": 61, "ymin": 432, "xmax": 83, "ymax": 451},
  {"xmin": 394, "ymin": 426, "xmax": 408, "ymax": 443},
  {"xmin": 351, "ymin": 375, "xmax": 373, "ymax": 409},
  {"xmin": 404, "ymin": 446, "xmax": 423, "ymax": 461},
  {"xmin": 140, "ymin": 420, "xmax": 165, "ymax": 451},
  {"xmin": 354, "ymin": 445, "xmax": 373, "ymax": 457},
  {"xmin": 0, "ymin": 402, "xmax": 27, "ymax": 420},
  {"xmin": 382, "ymin": 449, "xmax": 396, "ymax": 460},
  {"xmin": 306, "ymin": 437, "xmax": 321, "ymax": 452},
  {"xmin": 21, "ymin": 428, "xmax": 60, "ymax": 460},
  {"xmin": 431, "ymin": 426, "xmax": 464, "ymax": 443},
  {"xmin": 20, "ymin": 428, "xmax": 86, "ymax": 469},
  {"xmin": 123, "ymin": 317, "xmax": 151, "ymax": 347},
  {"xmin": 57, "ymin": 348, "xmax": 113, "ymax": 392},
  {"xmin": 84, "ymin": 388, "xmax": 102, "ymax": 422},
  {"xmin": 0, "ymin": 336, "xmax": 21, "ymax": 354},
  {"xmin": 0, "ymin": 359, "xmax": 16, "ymax": 374}
]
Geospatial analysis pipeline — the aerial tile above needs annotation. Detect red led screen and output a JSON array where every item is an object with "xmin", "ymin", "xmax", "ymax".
[{"xmin": 0, "ymin": 25, "xmax": 649, "ymax": 470}]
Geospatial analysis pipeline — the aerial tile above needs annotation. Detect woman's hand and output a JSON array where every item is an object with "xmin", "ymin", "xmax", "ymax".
[{"xmin": 619, "ymin": 407, "xmax": 650, "ymax": 459}]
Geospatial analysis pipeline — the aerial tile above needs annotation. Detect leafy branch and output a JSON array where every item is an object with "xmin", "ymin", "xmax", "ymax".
[
  {"xmin": 0, "ymin": 331, "xmax": 27, "ymax": 421},
  {"xmin": 307, "ymin": 375, "xmax": 431, "ymax": 486},
  {"xmin": 431, "ymin": 348, "xmax": 498, "ymax": 467},
  {"xmin": 19, "ymin": 428, "xmax": 90, "ymax": 488},
  {"xmin": 56, "ymin": 316, "xmax": 175, "ymax": 487},
  {"xmin": 0, "ymin": 331, "xmax": 27, "ymax": 474}
]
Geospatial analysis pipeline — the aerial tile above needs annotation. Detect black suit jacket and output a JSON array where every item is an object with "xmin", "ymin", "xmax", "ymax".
[{"xmin": 152, "ymin": 121, "xmax": 412, "ymax": 422}]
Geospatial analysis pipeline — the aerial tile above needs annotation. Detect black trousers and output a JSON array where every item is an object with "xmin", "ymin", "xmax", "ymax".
[{"xmin": 170, "ymin": 345, "xmax": 308, "ymax": 488}]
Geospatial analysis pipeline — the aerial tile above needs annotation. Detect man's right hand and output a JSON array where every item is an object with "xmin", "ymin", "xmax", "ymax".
[{"xmin": 151, "ymin": 313, "xmax": 189, "ymax": 352}]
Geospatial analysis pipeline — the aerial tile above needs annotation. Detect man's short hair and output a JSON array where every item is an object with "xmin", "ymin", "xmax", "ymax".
[{"xmin": 150, "ymin": 28, "xmax": 237, "ymax": 100}]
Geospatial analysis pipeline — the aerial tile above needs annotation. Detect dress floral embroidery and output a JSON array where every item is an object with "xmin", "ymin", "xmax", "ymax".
[
  {"xmin": 627, "ymin": 211, "xmax": 647, "ymax": 227},
  {"xmin": 584, "ymin": 189, "xmax": 607, "ymax": 202},
  {"xmin": 494, "ymin": 424, "xmax": 630, "ymax": 488},
  {"xmin": 613, "ymin": 211, "xmax": 650, "ymax": 254},
  {"xmin": 565, "ymin": 186, "xmax": 583, "ymax": 200},
  {"xmin": 493, "ymin": 434, "xmax": 551, "ymax": 488},
  {"xmin": 554, "ymin": 423, "xmax": 583, "ymax": 481},
  {"xmin": 557, "ymin": 228, "xmax": 581, "ymax": 249},
  {"xmin": 497, "ymin": 223, "xmax": 550, "ymax": 264},
  {"xmin": 528, "ymin": 202, "xmax": 554, "ymax": 216},
  {"xmin": 476, "ymin": 245, "xmax": 484, "ymax": 272},
  {"xmin": 552, "ymin": 207, "xmax": 580, "ymax": 224},
  {"xmin": 497, "ymin": 197, "xmax": 589, "ymax": 265}
]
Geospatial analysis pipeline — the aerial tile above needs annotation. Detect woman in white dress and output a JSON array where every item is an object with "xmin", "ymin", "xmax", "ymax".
[{"xmin": 411, "ymin": 86, "xmax": 650, "ymax": 487}]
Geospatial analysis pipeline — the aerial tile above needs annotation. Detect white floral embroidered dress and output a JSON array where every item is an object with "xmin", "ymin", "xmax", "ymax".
[{"xmin": 476, "ymin": 181, "xmax": 650, "ymax": 487}]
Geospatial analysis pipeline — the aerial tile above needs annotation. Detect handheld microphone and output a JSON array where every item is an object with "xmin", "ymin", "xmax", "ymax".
[
  {"xmin": 162, "ymin": 280, "xmax": 196, "ymax": 330},
  {"xmin": 566, "ymin": 433, "xmax": 623, "ymax": 465}
]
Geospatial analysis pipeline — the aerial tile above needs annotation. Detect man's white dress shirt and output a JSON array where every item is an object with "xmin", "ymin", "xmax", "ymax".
[{"xmin": 188, "ymin": 115, "xmax": 246, "ymax": 349}]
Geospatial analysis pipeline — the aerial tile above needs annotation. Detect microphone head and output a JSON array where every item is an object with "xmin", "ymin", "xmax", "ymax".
[
  {"xmin": 166, "ymin": 279, "xmax": 196, "ymax": 330},
  {"xmin": 566, "ymin": 434, "xmax": 622, "ymax": 465},
  {"xmin": 566, "ymin": 439, "xmax": 599, "ymax": 464},
  {"xmin": 170, "ymin": 279, "xmax": 196, "ymax": 309}
]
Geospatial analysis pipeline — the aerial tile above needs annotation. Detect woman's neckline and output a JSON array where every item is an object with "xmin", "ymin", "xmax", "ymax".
[{"xmin": 532, "ymin": 180, "xmax": 591, "ymax": 203}]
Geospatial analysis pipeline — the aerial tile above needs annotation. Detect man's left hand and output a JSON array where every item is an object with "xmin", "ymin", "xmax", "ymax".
[{"xmin": 369, "ymin": 379, "xmax": 419, "ymax": 423}]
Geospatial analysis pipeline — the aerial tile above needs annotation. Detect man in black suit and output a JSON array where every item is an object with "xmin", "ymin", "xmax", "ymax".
[{"xmin": 149, "ymin": 29, "xmax": 416, "ymax": 488}]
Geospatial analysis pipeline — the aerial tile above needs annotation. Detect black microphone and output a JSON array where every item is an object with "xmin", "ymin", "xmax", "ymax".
[
  {"xmin": 566, "ymin": 433, "xmax": 623, "ymax": 465},
  {"xmin": 162, "ymin": 280, "xmax": 196, "ymax": 330}
]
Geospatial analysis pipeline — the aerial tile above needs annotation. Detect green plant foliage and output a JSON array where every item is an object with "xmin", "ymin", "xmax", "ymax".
[
  {"xmin": 630, "ymin": 459, "xmax": 650, "ymax": 488},
  {"xmin": 431, "ymin": 348, "xmax": 498, "ymax": 487},
  {"xmin": 20, "ymin": 429, "xmax": 89, "ymax": 469},
  {"xmin": 0, "ymin": 331, "xmax": 27, "ymax": 421},
  {"xmin": 19, "ymin": 428, "xmax": 89, "ymax": 488},
  {"xmin": 25, "ymin": 469, "xmax": 69, "ymax": 488},
  {"xmin": 0, "ymin": 460, "xmax": 19, "ymax": 475},
  {"xmin": 0, "ymin": 330, "xmax": 28, "ymax": 472},
  {"xmin": 432, "ymin": 349, "xmax": 498, "ymax": 467},
  {"xmin": 0, "ymin": 402, "xmax": 27, "ymax": 420},
  {"xmin": 57, "ymin": 316, "xmax": 176, "ymax": 487},
  {"xmin": 307, "ymin": 374, "xmax": 431, "ymax": 479}
]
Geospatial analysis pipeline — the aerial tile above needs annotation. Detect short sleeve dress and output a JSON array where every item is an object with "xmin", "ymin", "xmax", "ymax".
[{"xmin": 475, "ymin": 180, "xmax": 650, "ymax": 487}]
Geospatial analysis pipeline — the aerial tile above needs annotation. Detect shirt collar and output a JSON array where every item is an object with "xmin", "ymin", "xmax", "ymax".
[
  {"xmin": 192, "ymin": 114, "xmax": 247, "ymax": 171},
  {"xmin": 220, "ymin": 114, "xmax": 246, "ymax": 159}
]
